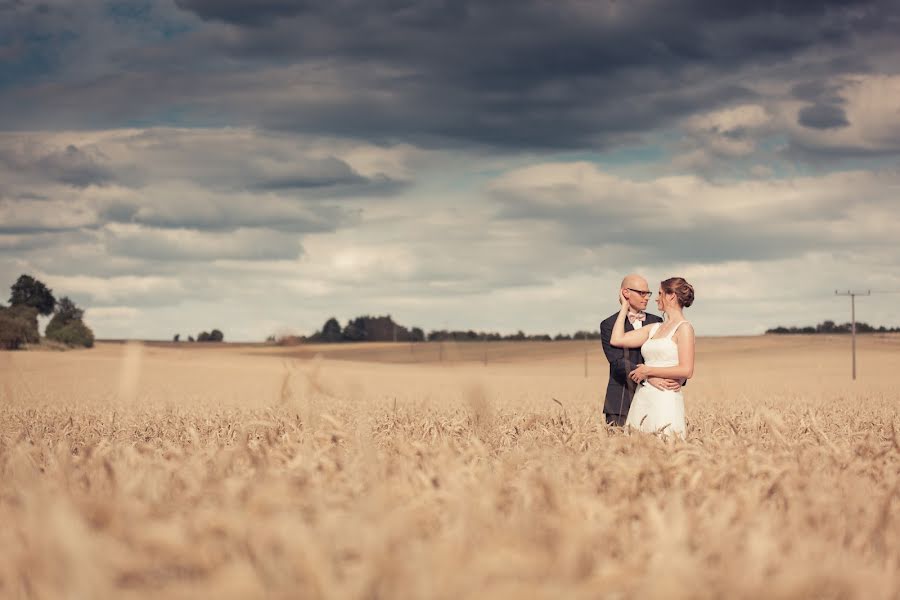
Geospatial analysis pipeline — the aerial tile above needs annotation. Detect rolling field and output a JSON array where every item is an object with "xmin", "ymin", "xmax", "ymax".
[{"xmin": 1, "ymin": 336, "xmax": 899, "ymax": 599}]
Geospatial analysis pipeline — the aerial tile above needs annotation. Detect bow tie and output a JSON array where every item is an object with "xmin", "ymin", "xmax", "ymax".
[{"xmin": 628, "ymin": 311, "xmax": 646, "ymax": 322}]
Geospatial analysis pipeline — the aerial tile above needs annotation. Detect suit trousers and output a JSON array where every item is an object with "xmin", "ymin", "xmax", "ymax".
[{"xmin": 605, "ymin": 413, "xmax": 627, "ymax": 427}]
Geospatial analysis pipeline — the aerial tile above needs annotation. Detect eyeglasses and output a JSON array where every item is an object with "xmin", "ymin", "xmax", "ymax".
[{"xmin": 626, "ymin": 288, "xmax": 652, "ymax": 299}]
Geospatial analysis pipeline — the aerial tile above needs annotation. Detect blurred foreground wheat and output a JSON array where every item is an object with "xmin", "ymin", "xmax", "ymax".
[{"xmin": 1, "ymin": 340, "xmax": 898, "ymax": 599}]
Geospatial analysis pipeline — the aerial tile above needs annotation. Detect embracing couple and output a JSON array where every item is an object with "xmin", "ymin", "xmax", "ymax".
[{"xmin": 600, "ymin": 274, "xmax": 695, "ymax": 438}]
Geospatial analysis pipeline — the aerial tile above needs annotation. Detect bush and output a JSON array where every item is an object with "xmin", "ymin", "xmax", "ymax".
[
  {"xmin": 45, "ymin": 312, "xmax": 72, "ymax": 339},
  {"xmin": 46, "ymin": 320, "xmax": 95, "ymax": 348},
  {"xmin": 45, "ymin": 297, "xmax": 93, "ymax": 349},
  {"xmin": 274, "ymin": 334, "xmax": 304, "ymax": 346},
  {"xmin": 0, "ymin": 305, "xmax": 40, "ymax": 350},
  {"xmin": 196, "ymin": 329, "xmax": 224, "ymax": 342}
]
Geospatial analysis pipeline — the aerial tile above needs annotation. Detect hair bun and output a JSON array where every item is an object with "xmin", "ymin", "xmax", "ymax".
[{"xmin": 662, "ymin": 277, "xmax": 694, "ymax": 308}]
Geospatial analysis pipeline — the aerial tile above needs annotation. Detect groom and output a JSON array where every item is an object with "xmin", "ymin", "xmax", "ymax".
[{"xmin": 600, "ymin": 274, "xmax": 681, "ymax": 426}]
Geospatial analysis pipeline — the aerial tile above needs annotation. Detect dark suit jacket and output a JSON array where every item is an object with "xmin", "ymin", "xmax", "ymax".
[{"xmin": 600, "ymin": 311, "xmax": 663, "ymax": 418}]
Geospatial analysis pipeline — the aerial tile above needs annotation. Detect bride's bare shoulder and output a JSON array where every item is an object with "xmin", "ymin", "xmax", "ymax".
[{"xmin": 673, "ymin": 321, "xmax": 695, "ymax": 337}]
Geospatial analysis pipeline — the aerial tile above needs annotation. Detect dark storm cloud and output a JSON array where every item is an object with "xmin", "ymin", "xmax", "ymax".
[
  {"xmin": 0, "ymin": 144, "xmax": 115, "ymax": 188},
  {"xmin": 250, "ymin": 172, "xmax": 401, "ymax": 194},
  {"xmin": 176, "ymin": 1, "xmax": 890, "ymax": 80},
  {"xmin": 3, "ymin": 0, "xmax": 898, "ymax": 150},
  {"xmin": 242, "ymin": 157, "xmax": 408, "ymax": 197},
  {"xmin": 117, "ymin": 150, "xmax": 405, "ymax": 197},
  {"xmin": 798, "ymin": 104, "xmax": 850, "ymax": 129},
  {"xmin": 36, "ymin": 145, "xmax": 116, "ymax": 187},
  {"xmin": 96, "ymin": 198, "xmax": 349, "ymax": 234},
  {"xmin": 191, "ymin": 0, "xmax": 891, "ymax": 148},
  {"xmin": 14, "ymin": 192, "xmax": 49, "ymax": 201},
  {"xmin": 0, "ymin": 224, "xmax": 82, "ymax": 235},
  {"xmin": 173, "ymin": 0, "xmax": 306, "ymax": 26},
  {"xmin": 791, "ymin": 79, "xmax": 851, "ymax": 130},
  {"xmin": 65, "ymin": 129, "xmax": 410, "ymax": 197}
]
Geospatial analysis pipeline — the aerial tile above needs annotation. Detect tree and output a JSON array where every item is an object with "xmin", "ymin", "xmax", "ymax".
[
  {"xmin": 173, "ymin": 334, "xmax": 180, "ymax": 342},
  {"xmin": 197, "ymin": 331, "xmax": 210, "ymax": 342},
  {"xmin": 9, "ymin": 274, "xmax": 56, "ymax": 316},
  {"xmin": 54, "ymin": 297, "xmax": 84, "ymax": 322},
  {"xmin": 342, "ymin": 318, "xmax": 368, "ymax": 342},
  {"xmin": 817, "ymin": 320, "xmax": 837, "ymax": 333},
  {"xmin": 320, "ymin": 317, "xmax": 343, "ymax": 343}
]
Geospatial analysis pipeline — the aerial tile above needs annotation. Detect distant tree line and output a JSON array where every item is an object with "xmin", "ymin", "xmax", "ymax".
[
  {"xmin": 766, "ymin": 320, "xmax": 900, "ymax": 334},
  {"xmin": 0, "ymin": 274, "xmax": 94, "ymax": 350},
  {"xmin": 273, "ymin": 315, "xmax": 605, "ymax": 344},
  {"xmin": 173, "ymin": 329, "xmax": 224, "ymax": 343},
  {"xmin": 305, "ymin": 315, "xmax": 425, "ymax": 343},
  {"xmin": 425, "ymin": 329, "xmax": 602, "ymax": 342}
]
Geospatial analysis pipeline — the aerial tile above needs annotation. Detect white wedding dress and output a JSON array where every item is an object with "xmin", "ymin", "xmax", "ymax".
[{"xmin": 625, "ymin": 321, "xmax": 688, "ymax": 438}]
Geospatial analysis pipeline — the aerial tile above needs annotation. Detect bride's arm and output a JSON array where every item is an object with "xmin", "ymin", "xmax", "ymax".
[
  {"xmin": 631, "ymin": 323, "xmax": 695, "ymax": 380},
  {"xmin": 610, "ymin": 293, "xmax": 651, "ymax": 348}
]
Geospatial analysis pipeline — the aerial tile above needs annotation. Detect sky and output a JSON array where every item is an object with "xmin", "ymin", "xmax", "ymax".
[{"xmin": 1, "ymin": 0, "xmax": 899, "ymax": 341}]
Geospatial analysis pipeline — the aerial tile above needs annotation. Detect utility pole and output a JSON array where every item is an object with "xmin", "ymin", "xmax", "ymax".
[
  {"xmin": 583, "ymin": 331, "xmax": 589, "ymax": 378},
  {"xmin": 835, "ymin": 290, "xmax": 870, "ymax": 380}
]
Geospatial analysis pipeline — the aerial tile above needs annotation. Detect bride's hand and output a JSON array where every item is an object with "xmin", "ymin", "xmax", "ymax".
[
  {"xmin": 648, "ymin": 377, "xmax": 680, "ymax": 391},
  {"xmin": 630, "ymin": 364, "xmax": 650, "ymax": 382}
]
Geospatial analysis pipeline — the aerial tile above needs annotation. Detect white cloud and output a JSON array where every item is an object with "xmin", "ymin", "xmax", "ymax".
[
  {"xmin": 39, "ymin": 273, "xmax": 184, "ymax": 305},
  {"xmin": 3, "ymin": 133, "xmax": 899, "ymax": 340},
  {"xmin": 88, "ymin": 306, "xmax": 141, "ymax": 320},
  {"xmin": 0, "ymin": 197, "xmax": 98, "ymax": 233},
  {"xmin": 102, "ymin": 223, "xmax": 304, "ymax": 262},
  {"xmin": 674, "ymin": 104, "xmax": 773, "ymax": 170},
  {"xmin": 490, "ymin": 161, "xmax": 899, "ymax": 249}
]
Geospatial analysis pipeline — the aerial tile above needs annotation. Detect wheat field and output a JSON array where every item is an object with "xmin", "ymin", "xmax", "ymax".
[{"xmin": 1, "ymin": 335, "xmax": 899, "ymax": 599}]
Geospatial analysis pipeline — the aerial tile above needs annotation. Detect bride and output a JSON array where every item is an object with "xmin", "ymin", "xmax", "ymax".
[{"xmin": 610, "ymin": 277, "xmax": 695, "ymax": 438}]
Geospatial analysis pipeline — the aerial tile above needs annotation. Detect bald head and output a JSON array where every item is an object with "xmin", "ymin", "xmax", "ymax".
[
  {"xmin": 621, "ymin": 273, "xmax": 649, "ymax": 291},
  {"xmin": 620, "ymin": 273, "xmax": 651, "ymax": 312}
]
